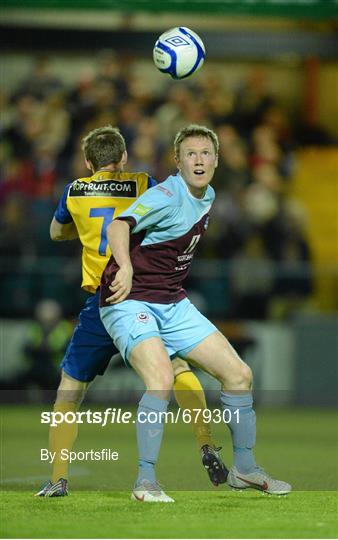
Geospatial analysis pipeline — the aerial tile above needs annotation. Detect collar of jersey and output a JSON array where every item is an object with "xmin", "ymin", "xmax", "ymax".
[{"xmin": 91, "ymin": 170, "xmax": 119, "ymax": 180}]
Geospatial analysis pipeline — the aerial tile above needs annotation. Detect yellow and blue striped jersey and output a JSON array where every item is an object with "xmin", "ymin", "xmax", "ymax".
[{"xmin": 54, "ymin": 170, "xmax": 156, "ymax": 293}]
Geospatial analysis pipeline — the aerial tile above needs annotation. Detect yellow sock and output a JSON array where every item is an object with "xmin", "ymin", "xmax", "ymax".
[
  {"xmin": 49, "ymin": 402, "xmax": 78, "ymax": 483},
  {"xmin": 173, "ymin": 370, "xmax": 213, "ymax": 448}
]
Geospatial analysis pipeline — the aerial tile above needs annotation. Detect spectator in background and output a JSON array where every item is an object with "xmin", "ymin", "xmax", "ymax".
[
  {"xmin": 21, "ymin": 299, "xmax": 73, "ymax": 390},
  {"xmin": 0, "ymin": 193, "xmax": 32, "ymax": 257},
  {"xmin": 261, "ymin": 200, "xmax": 313, "ymax": 318},
  {"xmin": 0, "ymin": 300, "xmax": 73, "ymax": 396},
  {"xmin": 207, "ymin": 125, "xmax": 253, "ymax": 259},
  {"xmin": 117, "ymin": 99, "xmax": 143, "ymax": 147},
  {"xmin": 233, "ymin": 68, "xmax": 276, "ymax": 137},
  {"xmin": 95, "ymin": 49, "xmax": 129, "ymax": 105},
  {"xmin": 4, "ymin": 93, "xmax": 44, "ymax": 160},
  {"xmin": 230, "ymin": 234, "xmax": 275, "ymax": 319},
  {"xmin": 155, "ymin": 84, "xmax": 195, "ymax": 145},
  {"xmin": 128, "ymin": 134, "xmax": 157, "ymax": 173},
  {"xmin": 14, "ymin": 55, "xmax": 64, "ymax": 102}
]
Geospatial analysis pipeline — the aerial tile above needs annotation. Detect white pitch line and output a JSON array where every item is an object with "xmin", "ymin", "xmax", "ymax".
[{"xmin": 1, "ymin": 466, "xmax": 89, "ymax": 484}]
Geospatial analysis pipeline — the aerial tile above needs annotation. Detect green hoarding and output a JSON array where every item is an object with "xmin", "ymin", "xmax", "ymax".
[{"xmin": 2, "ymin": 0, "xmax": 338, "ymax": 20}]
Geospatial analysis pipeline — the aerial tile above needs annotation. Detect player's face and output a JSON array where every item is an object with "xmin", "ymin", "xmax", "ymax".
[{"xmin": 176, "ymin": 136, "xmax": 218, "ymax": 198}]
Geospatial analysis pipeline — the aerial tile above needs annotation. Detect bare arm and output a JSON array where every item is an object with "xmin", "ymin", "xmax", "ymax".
[
  {"xmin": 50, "ymin": 217, "xmax": 78, "ymax": 241},
  {"xmin": 105, "ymin": 219, "xmax": 133, "ymax": 304}
]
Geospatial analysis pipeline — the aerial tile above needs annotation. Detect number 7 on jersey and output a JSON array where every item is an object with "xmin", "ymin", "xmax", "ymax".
[{"xmin": 89, "ymin": 207, "xmax": 115, "ymax": 256}]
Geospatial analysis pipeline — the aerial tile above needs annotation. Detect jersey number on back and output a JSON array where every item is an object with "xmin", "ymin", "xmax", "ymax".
[{"xmin": 89, "ymin": 207, "xmax": 115, "ymax": 256}]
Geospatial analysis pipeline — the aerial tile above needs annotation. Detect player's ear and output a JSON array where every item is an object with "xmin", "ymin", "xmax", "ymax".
[
  {"xmin": 121, "ymin": 151, "xmax": 128, "ymax": 166},
  {"xmin": 85, "ymin": 159, "xmax": 94, "ymax": 173},
  {"xmin": 215, "ymin": 154, "xmax": 218, "ymax": 168},
  {"xmin": 174, "ymin": 153, "xmax": 180, "ymax": 170}
]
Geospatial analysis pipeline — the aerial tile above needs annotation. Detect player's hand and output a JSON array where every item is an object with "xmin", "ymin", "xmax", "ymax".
[{"xmin": 106, "ymin": 264, "xmax": 133, "ymax": 304}]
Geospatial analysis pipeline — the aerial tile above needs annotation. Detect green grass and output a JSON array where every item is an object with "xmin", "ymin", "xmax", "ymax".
[
  {"xmin": 1, "ymin": 406, "xmax": 337, "ymax": 538},
  {"xmin": 1, "ymin": 490, "xmax": 337, "ymax": 538}
]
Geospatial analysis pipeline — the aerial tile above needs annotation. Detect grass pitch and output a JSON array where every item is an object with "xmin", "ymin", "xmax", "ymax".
[
  {"xmin": 1, "ymin": 406, "xmax": 337, "ymax": 538},
  {"xmin": 1, "ymin": 490, "xmax": 337, "ymax": 538}
]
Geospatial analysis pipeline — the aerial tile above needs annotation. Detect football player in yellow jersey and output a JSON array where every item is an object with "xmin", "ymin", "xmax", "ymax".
[{"xmin": 36, "ymin": 125, "xmax": 227, "ymax": 497}]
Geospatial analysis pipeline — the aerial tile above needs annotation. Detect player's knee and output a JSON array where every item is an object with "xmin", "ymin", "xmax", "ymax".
[
  {"xmin": 55, "ymin": 371, "xmax": 87, "ymax": 405},
  {"xmin": 55, "ymin": 389, "xmax": 84, "ymax": 406},
  {"xmin": 234, "ymin": 363, "xmax": 252, "ymax": 390},
  {"xmin": 223, "ymin": 363, "xmax": 252, "ymax": 391},
  {"xmin": 149, "ymin": 368, "xmax": 174, "ymax": 392},
  {"xmin": 243, "ymin": 363, "xmax": 253, "ymax": 385},
  {"xmin": 172, "ymin": 357, "xmax": 190, "ymax": 377},
  {"xmin": 160, "ymin": 369, "xmax": 175, "ymax": 391}
]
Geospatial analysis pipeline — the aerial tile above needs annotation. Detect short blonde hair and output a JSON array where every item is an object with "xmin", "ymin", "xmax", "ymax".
[{"xmin": 174, "ymin": 124, "xmax": 219, "ymax": 159}]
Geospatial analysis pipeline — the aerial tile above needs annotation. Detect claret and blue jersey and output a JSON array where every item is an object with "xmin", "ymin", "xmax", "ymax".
[{"xmin": 100, "ymin": 172, "xmax": 215, "ymax": 305}]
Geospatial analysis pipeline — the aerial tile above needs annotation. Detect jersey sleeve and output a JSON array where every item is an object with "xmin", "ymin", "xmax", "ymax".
[
  {"xmin": 116, "ymin": 186, "xmax": 174, "ymax": 233},
  {"xmin": 54, "ymin": 183, "xmax": 73, "ymax": 224}
]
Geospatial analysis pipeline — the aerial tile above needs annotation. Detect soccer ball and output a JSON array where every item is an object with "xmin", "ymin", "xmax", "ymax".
[{"xmin": 153, "ymin": 27, "xmax": 205, "ymax": 80}]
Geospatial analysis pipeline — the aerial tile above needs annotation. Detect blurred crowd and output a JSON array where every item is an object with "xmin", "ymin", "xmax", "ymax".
[{"xmin": 1, "ymin": 52, "xmax": 332, "ymax": 320}]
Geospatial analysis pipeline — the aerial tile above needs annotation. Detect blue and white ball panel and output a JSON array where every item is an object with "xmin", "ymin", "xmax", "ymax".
[
  {"xmin": 100, "ymin": 297, "xmax": 217, "ymax": 363},
  {"xmin": 153, "ymin": 41, "xmax": 177, "ymax": 75},
  {"xmin": 153, "ymin": 26, "xmax": 205, "ymax": 79},
  {"xmin": 177, "ymin": 27, "xmax": 205, "ymax": 79}
]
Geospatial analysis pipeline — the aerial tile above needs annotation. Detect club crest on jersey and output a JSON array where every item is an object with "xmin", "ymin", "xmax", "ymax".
[{"xmin": 136, "ymin": 312, "xmax": 150, "ymax": 323}]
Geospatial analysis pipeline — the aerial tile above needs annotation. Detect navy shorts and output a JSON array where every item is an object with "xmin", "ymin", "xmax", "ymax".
[{"xmin": 61, "ymin": 291, "xmax": 118, "ymax": 382}]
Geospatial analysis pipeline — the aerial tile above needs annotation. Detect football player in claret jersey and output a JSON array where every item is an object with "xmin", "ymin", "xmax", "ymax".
[
  {"xmin": 36, "ymin": 125, "xmax": 227, "ymax": 497},
  {"xmin": 100, "ymin": 124, "xmax": 291, "ymax": 502}
]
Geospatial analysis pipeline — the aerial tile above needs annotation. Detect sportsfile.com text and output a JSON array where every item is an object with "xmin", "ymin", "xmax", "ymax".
[{"xmin": 41, "ymin": 408, "xmax": 240, "ymax": 427}]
